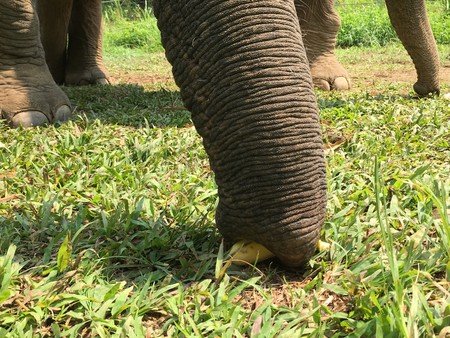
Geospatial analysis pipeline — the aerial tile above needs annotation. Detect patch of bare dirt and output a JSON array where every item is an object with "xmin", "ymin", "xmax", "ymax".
[
  {"xmin": 112, "ymin": 73, "xmax": 174, "ymax": 85},
  {"xmin": 143, "ymin": 312, "xmax": 167, "ymax": 337},
  {"xmin": 230, "ymin": 263, "xmax": 354, "ymax": 319},
  {"xmin": 109, "ymin": 54, "xmax": 450, "ymax": 94},
  {"xmin": 348, "ymin": 62, "xmax": 450, "ymax": 91}
]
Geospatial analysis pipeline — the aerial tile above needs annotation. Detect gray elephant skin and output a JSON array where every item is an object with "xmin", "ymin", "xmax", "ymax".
[
  {"xmin": 0, "ymin": 0, "xmax": 108, "ymax": 127},
  {"xmin": 0, "ymin": 0, "xmax": 441, "ymax": 267}
]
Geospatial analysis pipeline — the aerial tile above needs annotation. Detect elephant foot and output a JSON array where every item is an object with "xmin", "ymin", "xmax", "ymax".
[
  {"xmin": 413, "ymin": 81, "xmax": 440, "ymax": 97},
  {"xmin": 65, "ymin": 62, "xmax": 110, "ymax": 86},
  {"xmin": 0, "ymin": 65, "xmax": 72, "ymax": 128},
  {"xmin": 310, "ymin": 53, "xmax": 351, "ymax": 91}
]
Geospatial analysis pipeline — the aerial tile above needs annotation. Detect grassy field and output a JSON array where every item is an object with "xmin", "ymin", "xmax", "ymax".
[
  {"xmin": 1, "ymin": 6, "xmax": 450, "ymax": 338},
  {"xmin": 102, "ymin": 1, "xmax": 450, "ymax": 51},
  {"xmin": 336, "ymin": 1, "xmax": 450, "ymax": 47}
]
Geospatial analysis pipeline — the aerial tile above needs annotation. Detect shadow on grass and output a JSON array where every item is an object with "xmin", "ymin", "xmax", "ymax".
[
  {"xmin": 63, "ymin": 82, "xmax": 428, "ymax": 128},
  {"xmin": 63, "ymin": 83, "xmax": 191, "ymax": 128},
  {"xmin": 1, "ymin": 198, "xmax": 316, "ymax": 287},
  {"xmin": 0, "ymin": 199, "xmax": 222, "ymax": 284}
]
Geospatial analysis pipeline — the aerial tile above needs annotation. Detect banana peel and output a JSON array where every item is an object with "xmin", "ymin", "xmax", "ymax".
[
  {"xmin": 230, "ymin": 240, "xmax": 331, "ymax": 265},
  {"xmin": 317, "ymin": 240, "xmax": 331, "ymax": 252},
  {"xmin": 230, "ymin": 241, "xmax": 275, "ymax": 266}
]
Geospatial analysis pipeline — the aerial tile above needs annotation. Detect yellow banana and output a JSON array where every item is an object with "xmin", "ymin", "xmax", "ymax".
[
  {"xmin": 229, "ymin": 239, "xmax": 331, "ymax": 266},
  {"xmin": 230, "ymin": 241, "xmax": 274, "ymax": 265},
  {"xmin": 317, "ymin": 240, "xmax": 331, "ymax": 252}
]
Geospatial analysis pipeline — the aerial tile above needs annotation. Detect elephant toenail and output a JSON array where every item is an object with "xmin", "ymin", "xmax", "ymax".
[
  {"xmin": 54, "ymin": 105, "xmax": 72, "ymax": 123},
  {"xmin": 332, "ymin": 77, "xmax": 350, "ymax": 90},
  {"xmin": 314, "ymin": 79, "xmax": 331, "ymax": 91},
  {"xmin": 96, "ymin": 78, "xmax": 110, "ymax": 85},
  {"xmin": 10, "ymin": 111, "xmax": 50, "ymax": 128}
]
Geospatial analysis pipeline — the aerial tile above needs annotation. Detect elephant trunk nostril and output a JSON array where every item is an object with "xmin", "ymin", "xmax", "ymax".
[{"xmin": 219, "ymin": 191, "xmax": 326, "ymax": 267}]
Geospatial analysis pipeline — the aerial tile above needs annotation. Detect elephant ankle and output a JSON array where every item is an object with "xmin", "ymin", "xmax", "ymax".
[
  {"xmin": 65, "ymin": 59, "xmax": 110, "ymax": 86},
  {"xmin": 413, "ymin": 81, "xmax": 440, "ymax": 97}
]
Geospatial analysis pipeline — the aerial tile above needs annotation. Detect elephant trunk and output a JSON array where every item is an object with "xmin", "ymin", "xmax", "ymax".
[
  {"xmin": 153, "ymin": 0, "xmax": 327, "ymax": 267},
  {"xmin": 385, "ymin": 0, "xmax": 440, "ymax": 96}
]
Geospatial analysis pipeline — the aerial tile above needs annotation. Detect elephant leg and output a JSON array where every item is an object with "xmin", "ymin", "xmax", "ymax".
[
  {"xmin": 154, "ymin": 0, "xmax": 327, "ymax": 267},
  {"xmin": 65, "ymin": 0, "xmax": 109, "ymax": 85},
  {"xmin": 36, "ymin": 0, "xmax": 73, "ymax": 84},
  {"xmin": 295, "ymin": 0, "xmax": 350, "ymax": 91},
  {"xmin": 0, "ymin": 0, "xmax": 72, "ymax": 127},
  {"xmin": 385, "ymin": 0, "xmax": 440, "ymax": 96}
]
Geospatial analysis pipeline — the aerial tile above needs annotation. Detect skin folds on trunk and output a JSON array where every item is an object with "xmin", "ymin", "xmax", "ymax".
[{"xmin": 153, "ymin": 0, "xmax": 327, "ymax": 267}]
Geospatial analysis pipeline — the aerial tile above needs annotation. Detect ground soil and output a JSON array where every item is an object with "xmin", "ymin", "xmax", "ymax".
[
  {"xmin": 107, "ymin": 50, "xmax": 450, "ymax": 93},
  {"xmin": 350, "ymin": 62, "xmax": 450, "ymax": 93}
]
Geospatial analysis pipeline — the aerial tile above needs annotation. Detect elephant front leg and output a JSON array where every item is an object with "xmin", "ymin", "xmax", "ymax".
[
  {"xmin": 0, "ymin": 0, "xmax": 72, "ymax": 127},
  {"xmin": 295, "ymin": 0, "xmax": 351, "ymax": 91},
  {"xmin": 37, "ymin": 0, "xmax": 73, "ymax": 84},
  {"xmin": 65, "ymin": 0, "xmax": 110, "ymax": 85},
  {"xmin": 385, "ymin": 0, "xmax": 440, "ymax": 96}
]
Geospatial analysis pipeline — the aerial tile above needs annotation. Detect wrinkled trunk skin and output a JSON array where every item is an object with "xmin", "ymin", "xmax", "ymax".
[
  {"xmin": 385, "ymin": 0, "xmax": 440, "ymax": 96},
  {"xmin": 153, "ymin": 0, "xmax": 327, "ymax": 267}
]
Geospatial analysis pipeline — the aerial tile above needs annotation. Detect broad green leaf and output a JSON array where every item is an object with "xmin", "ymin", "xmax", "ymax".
[{"xmin": 57, "ymin": 234, "xmax": 72, "ymax": 273}]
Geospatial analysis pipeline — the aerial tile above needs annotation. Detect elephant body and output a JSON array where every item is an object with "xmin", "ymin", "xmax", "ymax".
[{"xmin": 0, "ymin": 0, "xmax": 441, "ymax": 266}]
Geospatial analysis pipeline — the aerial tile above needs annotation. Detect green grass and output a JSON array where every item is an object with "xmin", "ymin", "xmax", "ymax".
[
  {"xmin": 336, "ymin": 1, "xmax": 450, "ymax": 47},
  {"xmin": 1, "ymin": 7, "xmax": 450, "ymax": 336},
  {"xmin": 103, "ymin": 7, "xmax": 162, "ymax": 53},
  {"xmin": 101, "ymin": 1, "xmax": 450, "ymax": 51}
]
